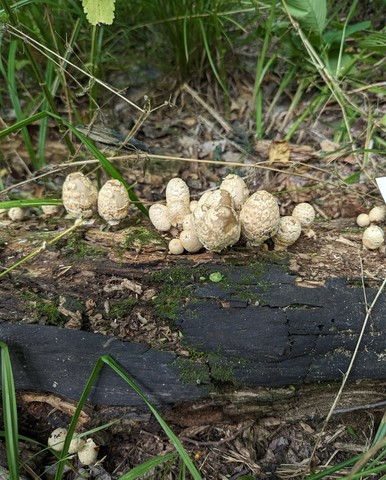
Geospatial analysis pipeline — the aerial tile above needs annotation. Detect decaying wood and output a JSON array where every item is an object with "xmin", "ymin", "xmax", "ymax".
[{"xmin": 1, "ymin": 218, "xmax": 386, "ymax": 424}]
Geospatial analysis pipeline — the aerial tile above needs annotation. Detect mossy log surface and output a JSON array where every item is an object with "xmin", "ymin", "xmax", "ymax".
[{"xmin": 1, "ymin": 218, "xmax": 386, "ymax": 420}]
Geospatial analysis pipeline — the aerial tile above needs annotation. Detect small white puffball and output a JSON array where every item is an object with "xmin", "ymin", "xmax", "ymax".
[
  {"xmin": 149, "ymin": 204, "xmax": 171, "ymax": 231},
  {"xmin": 292, "ymin": 203, "xmax": 315, "ymax": 227},
  {"xmin": 356, "ymin": 213, "xmax": 370, "ymax": 227},
  {"xmin": 48, "ymin": 427, "xmax": 68, "ymax": 452},
  {"xmin": 369, "ymin": 206, "xmax": 386, "ymax": 223},
  {"xmin": 179, "ymin": 230, "xmax": 203, "ymax": 253},
  {"xmin": 68, "ymin": 435, "xmax": 86, "ymax": 454},
  {"xmin": 77, "ymin": 438, "xmax": 99, "ymax": 466},
  {"xmin": 189, "ymin": 200, "xmax": 198, "ymax": 213},
  {"xmin": 8, "ymin": 207, "xmax": 24, "ymax": 221},
  {"xmin": 165, "ymin": 178, "xmax": 190, "ymax": 205},
  {"xmin": 41, "ymin": 205, "xmax": 60, "ymax": 216},
  {"xmin": 363, "ymin": 225, "xmax": 384, "ymax": 250},
  {"xmin": 168, "ymin": 238, "xmax": 184, "ymax": 255}
]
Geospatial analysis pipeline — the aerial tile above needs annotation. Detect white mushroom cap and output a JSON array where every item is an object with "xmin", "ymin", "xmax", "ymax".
[
  {"xmin": 196, "ymin": 204, "xmax": 240, "ymax": 252},
  {"xmin": 68, "ymin": 435, "xmax": 86, "ymax": 454},
  {"xmin": 369, "ymin": 206, "xmax": 386, "ymax": 223},
  {"xmin": 363, "ymin": 225, "xmax": 384, "ymax": 250},
  {"xmin": 240, "ymin": 191, "xmax": 280, "ymax": 246},
  {"xmin": 356, "ymin": 213, "xmax": 370, "ymax": 227},
  {"xmin": 77, "ymin": 438, "xmax": 99, "ymax": 465},
  {"xmin": 98, "ymin": 179, "xmax": 130, "ymax": 226},
  {"xmin": 62, "ymin": 172, "xmax": 98, "ymax": 218},
  {"xmin": 291, "ymin": 202, "xmax": 315, "ymax": 227},
  {"xmin": 166, "ymin": 178, "xmax": 190, "ymax": 205},
  {"xmin": 179, "ymin": 230, "xmax": 203, "ymax": 253},
  {"xmin": 272, "ymin": 216, "xmax": 302, "ymax": 251},
  {"xmin": 167, "ymin": 200, "xmax": 191, "ymax": 227},
  {"xmin": 8, "ymin": 207, "xmax": 24, "ymax": 221},
  {"xmin": 48, "ymin": 427, "xmax": 68, "ymax": 452},
  {"xmin": 220, "ymin": 174, "xmax": 249, "ymax": 211},
  {"xmin": 149, "ymin": 204, "xmax": 171, "ymax": 231},
  {"xmin": 193, "ymin": 189, "xmax": 233, "ymax": 229},
  {"xmin": 168, "ymin": 238, "xmax": 184, "ymax": 255}
]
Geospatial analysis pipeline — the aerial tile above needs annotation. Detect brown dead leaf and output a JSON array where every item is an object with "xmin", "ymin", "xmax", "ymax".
[{"xmin": 268, "ymin": 140, "xmax": 290, "ymax": 164}]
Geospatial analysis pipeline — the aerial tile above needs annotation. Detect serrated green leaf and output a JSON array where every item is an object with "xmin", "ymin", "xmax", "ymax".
[
  {"xmin": 81, "ymin": 0, "xmax": 115, "ymax": 25},
  {"xmin": 285, "ymin": 0, "xmax": 327, "ymax": 36}
]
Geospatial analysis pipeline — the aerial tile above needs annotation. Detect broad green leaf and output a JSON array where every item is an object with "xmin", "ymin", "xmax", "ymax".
[
  {"xmin": 81, "ymin": 0, "xmax": 115, "ymax": 25},
  {"xmin": 323, "ymin": 21, "xmax": 371, "ymax": 45},
  {"xmin": 285, "ymin": 0, "xmax": 327, "ymax": 36}
]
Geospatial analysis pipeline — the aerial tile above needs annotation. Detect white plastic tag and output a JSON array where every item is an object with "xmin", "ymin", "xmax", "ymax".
[{"xmin": 376, "ymin": 177, "xmax": 386, "ymax": 204}]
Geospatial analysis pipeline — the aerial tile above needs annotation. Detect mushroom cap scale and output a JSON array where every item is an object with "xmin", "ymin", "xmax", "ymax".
[
  {"xmin": 98, "ymin": 179, "xmax": 130, "ymax": 225},
  {"xmin": 62, "ymin": 172, "xmax": 98, "ymax": 219},
  {"xmin": 240, "ymin": 191, "xmax": 280, "ymax": 246}
]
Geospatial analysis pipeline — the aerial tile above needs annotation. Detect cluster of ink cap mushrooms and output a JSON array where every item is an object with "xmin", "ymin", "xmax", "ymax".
[{"xmin": 58, "ymin": 172, "xmax": 386, "ymax": 253}]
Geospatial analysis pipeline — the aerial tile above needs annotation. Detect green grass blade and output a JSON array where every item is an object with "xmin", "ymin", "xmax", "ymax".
[
  {"xmin": 119, "ymin": 452, "xmax": 178, "ymax": 479},
  {"xmin": 0, "ymin": 341, "xmax": 20, "ymax": 480},
  {"xmin": 0, "ymin": 199, "xmax": 62, "ymax": 209},
  {"xmin": 0, "ymin": 111, "xmax": 49, "ymax": 139},
  {"xmin": 101, "ymin": 354, "xmax": 202, "ymax": 480}
]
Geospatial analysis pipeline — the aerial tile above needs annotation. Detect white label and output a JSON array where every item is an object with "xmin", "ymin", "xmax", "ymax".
[{"xmin": 376, "ymin": 177, "xmax": 386, "ymax": 204}]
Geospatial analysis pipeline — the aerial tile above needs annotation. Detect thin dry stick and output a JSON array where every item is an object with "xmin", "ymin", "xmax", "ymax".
[{"xmin": 308, "ymin": 268, "xmax": 386, "ymax": 469}]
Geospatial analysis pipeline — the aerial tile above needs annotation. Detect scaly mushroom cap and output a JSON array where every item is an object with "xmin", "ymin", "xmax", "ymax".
[
  {"xmin": 62, "ymin": 172, "xmax": 98, "ymax": 218},
  {"xmin": 363, "ymin": 225, "xmax": 384, "ymax": 250},
  {"xmin": 98, "ymin": 179, "xmax": 129, "ymax": 225},
  {"xmin": 240, "ymin": 191, "xmax": 280, "ymax": 246},
  {"xmin": 369, "ymin": 206, "xmax": 386, "ymax": 223},
  {"xmin": 193, "ymin": 189, "xmax": 233, "ymax": 229},
  {"xmin": 196, "ymin": 204, "xmax": 240, "ymax": 252},
  {"xmin": 166, "ymin": 178, "xmax": 190, "ymax": 204},
  {"xmin": 149, "ymin": 204, "xmax": 172, "ymax": 231},
  {"xmin": 292, "ymin": 202, "xmax": 315, "ymax": 227},
  {"xmin": 272, "ymin": 216, "xmax": 302, "ymax": 251},
  {"xmin": 220, "ymin": 174, "xmax": 249, "ymax": 211}
]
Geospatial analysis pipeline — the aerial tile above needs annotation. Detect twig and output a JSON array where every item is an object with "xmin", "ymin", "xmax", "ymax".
[{"xmin": 180, "ymin": 421, "xmax": 254, "ymax": 447}]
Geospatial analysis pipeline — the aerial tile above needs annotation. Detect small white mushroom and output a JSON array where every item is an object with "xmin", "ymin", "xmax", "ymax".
[
  {"xmin": 356, "ymin": 213, "xmax": 370, "ymax": 227},
  {"xmin": 363, "ymin": 225, "xmax": 384, "ymax": 250},
  {"xmin": 166, "ymin": 178, "xmax": 191, "ymax": 226},
  {"xmin": 272, "ymin": 216, "xmax": 302, "ymax": 251},
  {"xmin": 369, "ymin": 206, "xmax": 386, "ymax": 223},
  {"xmin": 220, "ymin": 174, "xmax": 249, "ymax": 211},
  {"xmin": 292, "ymin": 203, "xmax": 315, "ymax": 227},
  {"xmin": 62, "ymin": 172, "xmax": 98, "ymax": 218},
  {"xmin": 149, "ymin": 204, "xmax": 171, "ymax": 231},
  {"xmin": 168, "ymin": 238, "xmax": 184, "ymax": 255},
  {"xmin": 240, "ymin": 191, "xmax": 280, "ymax": 246},
  {"xmin": 98, "ymin": 179, "xmax": 129, "ymax": 226},
  {"xmin": 77, "ymin": 438, "xmax": 99, "ymax": 466},
  {"xmin": 68, "ymin": 435, "xmax": 86, "ymax": 454},
  {"xmin": 41, "ymin": 205, "xmax": 60, "ymax": 216},
  {"xmin": 48, "ymin": 427, "xmax": 68, "ymax": 452},
  {"xmin": 179, "ymin": 230, "xmax": 203, "ymax": 253},
  {"xmin": 195, "ymin": 204, "xmax": 240, "ymax": 252},
  {"xmin": 193, "ymin": 189, "xmax": 233, "ymax": 229},
  {"xmin": 8, "ymin": 207, "xmax": 24, "ymax": 221}
]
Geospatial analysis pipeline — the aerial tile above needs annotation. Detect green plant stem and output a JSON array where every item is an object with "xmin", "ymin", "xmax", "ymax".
[
  {"xmin": 253, "ymin": 0, "xmax": 276, "ymax": 139},
  {"xmin": 0, "ymin": 0, "xmax": 75, "ymax": 156},
  {"xmin": 284, "ymin": 92, "xmax": 327, "ymax": 140}
]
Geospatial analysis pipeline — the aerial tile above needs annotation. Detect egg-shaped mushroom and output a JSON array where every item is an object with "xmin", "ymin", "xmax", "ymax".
[
  {"xmin": 356, "ymin": 213, "xmax": 370, "ymax": 227},
  {"xmin": 179, "ymin": 229, "xmax": 203, "ymax": 253},
  {"xmin": 272, "ymin": 216, "xmax": 302, "ymax": 251},
  {"xmin": 48, "ymin": 427, "xmax": 68, "ymax": 452},
  {"xmin": 363, "ymin": 225, "xmax": 384, "ymax": 250},
  {"xmin": 165, "ymin": 178, "xmax": 191, "ymax": 226},
  {"xmin": 369, "ymin": 206, "xmax": 386, "ymax": 223},
  {"xmin": 8, "ymin": 207, "xmax": 25, "ymax": 221},
  {"xmin": 149, "ymin": 204, "xmax": 171, "ymax": 231},
  {"xmin": 220, "ymin": 174, "xmax": 249, "ymax": 211},
  {"xmin": 168, "ymin": 238, "xmax": 184, "ymax": 255},
  {"xmin": 291, "ymin": 202, "xmax": 315, "ymax": 227},
  {"xmin": 62, "ymin": 172, "xmax": 98, "ymax": 219},
  {"xmin": 240, "ymin": 191, "xmax": 280, "ymax": 246},
  {"xmin": 98, "ymin": 179, "xmax": 129, "ymax": 226}
]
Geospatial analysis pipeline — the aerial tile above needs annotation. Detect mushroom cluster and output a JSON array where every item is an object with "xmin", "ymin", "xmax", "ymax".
[
  {"xmin": 356, "ymin": 205, "xmax": 386, "ymax": 250},
  {"xmin": 148, "ymin": 174, "xmax": 316, "ymax": 254},
  {"xmin": 62, "ymin": 172, "xmax": 130, "ymax": 226},
  {"xmin": 48, "ymin": 427, "xmax": 99, "ymax": 466}
]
